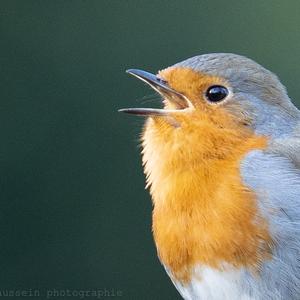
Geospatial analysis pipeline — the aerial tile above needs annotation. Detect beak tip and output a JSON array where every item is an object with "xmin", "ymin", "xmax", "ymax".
[{"xmin": 126, "ymin": 69, "xmax": 135, "ymax": 75}]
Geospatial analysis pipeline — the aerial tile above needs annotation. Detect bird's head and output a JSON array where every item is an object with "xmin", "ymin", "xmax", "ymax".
[{"xmin": 120, "ymin": 54, "xmax": 299, "ymax": 172}]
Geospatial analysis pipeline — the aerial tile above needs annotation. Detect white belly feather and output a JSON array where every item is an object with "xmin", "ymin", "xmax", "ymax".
[{"xmin": 169, "ymin": 266, "xmax": 254, "ymax": 300}]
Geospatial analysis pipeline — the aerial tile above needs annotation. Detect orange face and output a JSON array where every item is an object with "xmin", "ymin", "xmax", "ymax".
[
  {"xmin": 156, "ymin": 66, "xmax": 253, "ymax": 130},
  {"xmin": 141, "ymin": 67, "xmax": 273, "ymax": 283},
  {"xmin": 159, "ymin": 67, "xmax": 228, "ymax": 108},
  {"xmin": 143, "ymin": 67, "xmax": 259, "ymax": 168}
]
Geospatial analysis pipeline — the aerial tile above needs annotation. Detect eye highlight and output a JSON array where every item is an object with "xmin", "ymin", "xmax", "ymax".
[{"xmin": 205, "ymin": 85, "xmax": 229, "ymax": 103}]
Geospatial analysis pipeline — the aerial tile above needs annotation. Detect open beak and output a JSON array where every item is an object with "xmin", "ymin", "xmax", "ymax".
[{"xmin": 118, "ymin": 69, "xmax": 191, "ymax": 116}]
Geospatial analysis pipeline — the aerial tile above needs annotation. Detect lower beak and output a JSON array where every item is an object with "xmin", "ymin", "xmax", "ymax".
[{"xmin": 118, "ymin": 69, "xmax": 190, "ymax": 116}]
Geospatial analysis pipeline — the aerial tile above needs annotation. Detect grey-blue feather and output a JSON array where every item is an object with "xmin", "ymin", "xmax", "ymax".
[{"xmin": 240, "ymin": 150, "xmax": 300, "ymax": 299}]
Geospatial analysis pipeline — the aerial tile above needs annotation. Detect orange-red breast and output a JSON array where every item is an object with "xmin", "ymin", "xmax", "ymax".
[{"xmin": 119, "ymin": 53, "xmax": 300, "ymax": 299}]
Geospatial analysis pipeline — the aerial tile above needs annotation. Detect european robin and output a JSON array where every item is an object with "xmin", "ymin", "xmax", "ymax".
[{"xmin": 119, "ymin": 53, "xmax": 300, "ymax": 299}]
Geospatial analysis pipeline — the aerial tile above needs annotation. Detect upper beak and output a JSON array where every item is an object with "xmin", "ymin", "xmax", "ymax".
[{"xmin": 118, "ymin": 69, "xmax": 190, "ymax": 116}]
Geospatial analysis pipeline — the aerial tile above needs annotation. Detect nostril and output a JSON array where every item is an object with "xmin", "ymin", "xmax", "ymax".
[{"xmin": 156, "ymin": 77, "xmax": 168, "ymax": 85}]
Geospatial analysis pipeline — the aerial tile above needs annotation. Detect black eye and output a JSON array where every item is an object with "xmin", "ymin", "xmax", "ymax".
[{"xmin": 205, "ymin": 85, "xmax": 229, "ymax": 103}]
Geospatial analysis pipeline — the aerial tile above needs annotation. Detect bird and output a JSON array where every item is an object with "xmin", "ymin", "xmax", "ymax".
[{"xmin": 119, "ymin": 53, "xmax": 300, "ymax": 300}]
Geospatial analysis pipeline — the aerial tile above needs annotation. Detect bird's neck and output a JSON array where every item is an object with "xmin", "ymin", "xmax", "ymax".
[{"xmin": 141, "ymin": 118, "xmax": 272, "ymax": 283}]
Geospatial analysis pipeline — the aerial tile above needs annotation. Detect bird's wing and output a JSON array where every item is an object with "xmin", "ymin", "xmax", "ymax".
[
  {"xmin": 267, "ymin": 123, "xmax": 300, "ymax": 168},
  {"xmin": 240, "ymin": 148, "xmax": 300, "ymax": 299}
]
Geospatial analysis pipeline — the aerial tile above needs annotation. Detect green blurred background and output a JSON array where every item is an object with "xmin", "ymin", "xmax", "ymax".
[{"xmin": 1, "ymin": 1, "xmax": 300, "ymax": 299}]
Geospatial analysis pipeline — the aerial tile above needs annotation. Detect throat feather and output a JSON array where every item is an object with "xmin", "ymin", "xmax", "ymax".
[{"xmin": 142, "ymin": 118, "xmax": 272, "ymax": 283}]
